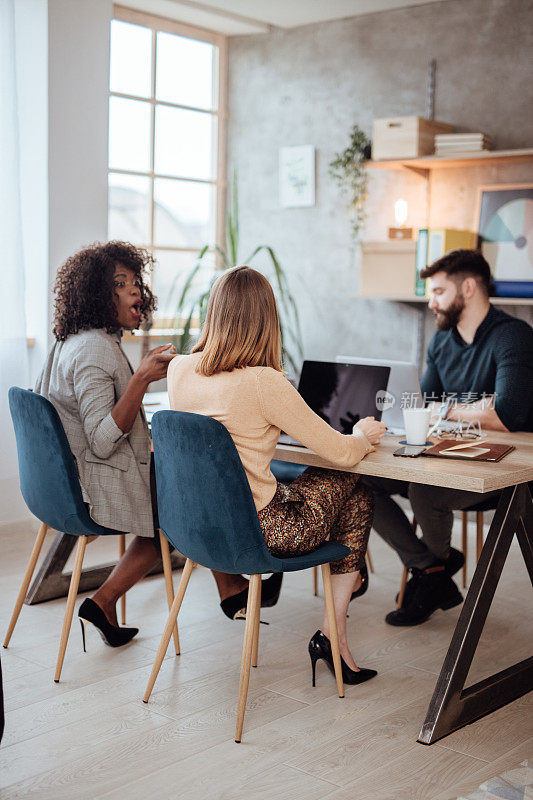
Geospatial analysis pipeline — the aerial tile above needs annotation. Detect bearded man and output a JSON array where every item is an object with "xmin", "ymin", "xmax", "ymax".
[{"xmin": 363, "ymin": 249, "xmax": 533, "ymax": 626}]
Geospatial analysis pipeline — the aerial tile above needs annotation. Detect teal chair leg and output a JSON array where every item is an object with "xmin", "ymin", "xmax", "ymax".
[
  {"xmin": 321, "ymin": 564, "xmax": 344, "ymax": 700},
  {"xmin": 3, "ymin": 523, "xmax": 48, "ymax": 648},
  {"xmin": 143, "ymin": 558, "xmax": 195, "ymax": 703},
  {"xmin": 55, "ymin": 535, "xmax": 88, "ymax": 682},
  {"xmin": 235, "ymin": 574, "xmax": 261, "ymax": 742},
  {"xmin": 251, "ymin": 579, "xmax": 262, "ymax": 668},
  {"xmin": 159, "ymin": 531, "xmax": 180, "ymax": 655},
  {"xmin": 119, "ymin": 534, "xmax": 126, "ymax": 624}
]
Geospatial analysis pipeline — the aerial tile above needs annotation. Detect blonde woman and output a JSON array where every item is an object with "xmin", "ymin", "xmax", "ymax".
[{"xmin": 167, "ymin": 267, "xmax": 385, "ymax": 685}]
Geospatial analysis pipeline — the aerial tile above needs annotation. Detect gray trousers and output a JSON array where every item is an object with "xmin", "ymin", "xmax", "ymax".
[{"xmin": 361, "ymin": 476, "xmax": 501, "ymax": 570}]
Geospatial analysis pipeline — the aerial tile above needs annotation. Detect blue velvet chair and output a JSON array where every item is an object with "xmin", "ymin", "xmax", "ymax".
[
  {"xmin": 143, "ymin": 410, "xmax": 349, "ymax": 742},
  {"xmin": 270, "ymin": 459, "xmax": 306, "ymax": 484},
  {"xmin": 5, "ymin": 387, "xmax": 177, "ymax": 682}
]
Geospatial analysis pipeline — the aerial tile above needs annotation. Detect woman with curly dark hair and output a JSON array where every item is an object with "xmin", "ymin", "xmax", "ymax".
[
  {"xmin": 52, "ymin": 240, "xmax": 157, "ymax": 341},
  {"xmin": 36, "ymin": 241, "xmax": 177, "ymax": 646},
  {"xmin": 35, "ymin": 241, "xmax": 280, "ymax": 648}
]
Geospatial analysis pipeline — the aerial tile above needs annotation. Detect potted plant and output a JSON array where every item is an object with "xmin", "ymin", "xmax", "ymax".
[
  {"xmin": 329, "ymin": 125, "xmax": 371, "ymax": 242},
  {"xmin": 164, "ymin": 171, "xmax": 304, "ymax": 375}
]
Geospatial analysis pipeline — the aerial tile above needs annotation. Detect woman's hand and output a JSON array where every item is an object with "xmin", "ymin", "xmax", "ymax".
[
  {"xmin": 353, "ymin": 416, "xmax": 387, "ymax": 445},
  {"xmin": 136, "ymin": 344, "xmax": 176, "ymax": 384},
  {"xmin": 111, "ymin": 344, "xmax": 176, "ymax": 435}
]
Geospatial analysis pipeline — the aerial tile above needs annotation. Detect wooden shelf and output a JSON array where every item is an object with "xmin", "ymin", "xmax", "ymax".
[
  {"xmin": 365, "ymin": 148, "xmax": 533, "ymax": 172},
  {"xmin": 353, "ymin": 295, "xmax": 533, "ymax": 306}
]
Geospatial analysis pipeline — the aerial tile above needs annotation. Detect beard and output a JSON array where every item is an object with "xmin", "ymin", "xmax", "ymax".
[{"xmin": 434, "ymin": 292, "xmax": 465, "ymax": 331}]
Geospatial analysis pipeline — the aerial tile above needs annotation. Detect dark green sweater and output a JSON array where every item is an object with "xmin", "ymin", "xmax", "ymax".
[{"xmin": 421, "ymin": 306, "xmax": 533, "ymax": 432}]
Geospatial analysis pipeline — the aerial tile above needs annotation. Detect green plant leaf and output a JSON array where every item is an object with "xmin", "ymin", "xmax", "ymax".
[
  {"xmin": 167, "ymin": 169, "xmax": 303, "ymax": 370},
  {"xmin": 226, "ymin": 169, "xmax": 240, "ymax": 265},
  {"xmin": 329, "ymin": 124, "xmax": 370, "ymax": 241},
  {"xmin": 213, "ymin": 244, "xmax": 230, "ymax": 268}
]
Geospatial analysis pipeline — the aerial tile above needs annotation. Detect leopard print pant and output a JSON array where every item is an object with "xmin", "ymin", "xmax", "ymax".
[{"xmin": 258, "ymin": 467, "xmax": 374, "ymax": 574}]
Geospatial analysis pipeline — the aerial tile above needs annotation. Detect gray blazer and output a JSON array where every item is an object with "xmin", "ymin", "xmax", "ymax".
[{"xmin": 35, "ymin": 329, "xmax": 154, "ymax": 538}]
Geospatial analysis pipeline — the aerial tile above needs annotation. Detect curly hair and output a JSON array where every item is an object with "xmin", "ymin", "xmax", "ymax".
[{"xmin": 52, "ymin": 241, "xmax": 157, "ymax": 341}]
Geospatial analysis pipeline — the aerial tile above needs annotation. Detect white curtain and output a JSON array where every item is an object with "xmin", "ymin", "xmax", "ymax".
[{"xmin": 0, "ymin": 0, "xmax": 30, "ymax": 494}]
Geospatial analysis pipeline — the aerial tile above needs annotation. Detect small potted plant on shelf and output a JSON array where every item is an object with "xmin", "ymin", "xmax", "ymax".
[{"xmin": 329, "ymin": 125, "xmax": 371, "ymax": 243}]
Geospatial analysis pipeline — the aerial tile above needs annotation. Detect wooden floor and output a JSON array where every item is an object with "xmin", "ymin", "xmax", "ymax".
[{"xmin": 0, "ymin": 518, "xmax": 531, "ymax": 800}]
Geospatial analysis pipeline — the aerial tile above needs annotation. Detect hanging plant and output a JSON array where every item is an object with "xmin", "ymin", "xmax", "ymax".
[{"xmin": 329, "ymin": 125, "xmax": 371, "ymax": 242}]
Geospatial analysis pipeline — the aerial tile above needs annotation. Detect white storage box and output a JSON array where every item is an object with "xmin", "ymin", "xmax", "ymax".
[
  {"xmin": 359, "ymin": 241, "xmax": 416, "ymax": 297},
  {"xmin": 372, "ymin": 116, "xmax": 454, "ymax": 160}
]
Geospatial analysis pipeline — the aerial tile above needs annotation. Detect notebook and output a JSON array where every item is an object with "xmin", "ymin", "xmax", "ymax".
[{"xmin": 422, "ymin": 441, "xmax": 515, "ymax": 462}]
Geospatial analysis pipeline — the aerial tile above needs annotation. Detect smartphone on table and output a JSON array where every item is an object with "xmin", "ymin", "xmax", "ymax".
[{"xmin": 393, "ymin": 445, "xmax": 427, "ymax": 457}]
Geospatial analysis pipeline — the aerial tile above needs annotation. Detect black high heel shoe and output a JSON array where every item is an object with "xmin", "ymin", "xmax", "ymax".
[
  {"xmin": 78, "ymin": 598, "xmax": 139, "ymax": 649},
  {"xmin": 308, "ymin": 630, "xmax": 377, "ymax": 686},
  {"xmin": 220, "ymin": 573, "xmax": 283, "ymax": 620},
  {"xmin": 350, "ymin": 564, "xmax": 368, "ymax": 601}
]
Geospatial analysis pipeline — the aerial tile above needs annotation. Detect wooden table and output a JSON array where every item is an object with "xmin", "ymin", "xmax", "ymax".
[{"xmin": 274, "ymin": 431, "xmax": 533, "ymax": 745}]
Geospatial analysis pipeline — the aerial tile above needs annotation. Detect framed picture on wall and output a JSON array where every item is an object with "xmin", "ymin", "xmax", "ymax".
[
  {"xmin": 475, "ymin": 183, "xmax": 533, "ymax": 297},
  {"xmin": 279, "ymin": 145, "xmax": 316, "ymax": 208}
]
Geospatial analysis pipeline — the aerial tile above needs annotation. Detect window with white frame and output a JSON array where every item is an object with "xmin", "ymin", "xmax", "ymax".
[{"xmin": 108, "ymin": 7, "xmax": 226, "ymax": 328}]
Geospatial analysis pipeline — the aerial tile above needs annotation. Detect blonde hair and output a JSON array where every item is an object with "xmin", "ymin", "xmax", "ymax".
[{"xmin": 192, "ymin": 266, "xmax": 283, "ymax": 376}]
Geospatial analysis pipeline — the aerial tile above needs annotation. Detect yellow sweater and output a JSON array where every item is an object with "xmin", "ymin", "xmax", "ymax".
[{"xmin": 167, "ymin": 352, "xmax": 374, "ymax": 511}]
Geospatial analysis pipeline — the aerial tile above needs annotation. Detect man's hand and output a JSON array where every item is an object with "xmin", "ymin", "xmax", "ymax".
[
  {"xmin": 136, "ymin": 344, "xmax": 176, "ymax": 384},
  {"xmin": 426, "ymin": 397, "xmax": 508, "ymax": 432},
  {"xmin": 426, "ymin": 401, "xmax": 442, "ymax": 422},
  {"xmin": 446, "ymin": 399, "xmax": 509, "ymax": 432}
]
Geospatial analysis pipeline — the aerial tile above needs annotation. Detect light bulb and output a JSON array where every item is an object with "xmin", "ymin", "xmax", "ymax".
[{"xmin": 394, "ymin": 199, "xmax": 408, "ymax": 227}]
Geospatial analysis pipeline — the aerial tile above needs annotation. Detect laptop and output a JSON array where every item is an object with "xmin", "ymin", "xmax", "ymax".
[
  {"xmin": 278, "ymin": 360, "xmax": 390, "ymax": 446},
  {"xmin": 336, "ymin": 356, "xmax": 422, "ymax": 435}
]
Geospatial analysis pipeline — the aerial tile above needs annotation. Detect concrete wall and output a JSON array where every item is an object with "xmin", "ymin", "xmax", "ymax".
[{"xmin": 227, "ymin": 0, "xmax": 533, "ymax": 375}]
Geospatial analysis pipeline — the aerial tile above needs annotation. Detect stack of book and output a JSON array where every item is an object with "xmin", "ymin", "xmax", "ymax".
[{"xmin": 434, "ymin": 133, "xmax": 492, "ymax": 155}]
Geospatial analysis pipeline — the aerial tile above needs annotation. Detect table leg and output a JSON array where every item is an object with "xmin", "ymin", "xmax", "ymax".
[{"xmin": 418, "ymin": 483, "xmax": 533, "ymax": 745}]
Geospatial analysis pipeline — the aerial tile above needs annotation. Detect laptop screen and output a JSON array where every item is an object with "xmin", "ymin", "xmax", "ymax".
[{"xmin": 297, "ymin": 360, "xmax": 391, "ymax": 433}]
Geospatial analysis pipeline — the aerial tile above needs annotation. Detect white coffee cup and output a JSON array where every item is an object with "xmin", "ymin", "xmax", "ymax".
[{"xmin": 402, "ymin": 407, "xmax": 431, "ymax": 446}]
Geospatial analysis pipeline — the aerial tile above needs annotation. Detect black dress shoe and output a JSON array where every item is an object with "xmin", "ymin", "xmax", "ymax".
[
  {"xmin": 445, "ymin": 547, "xmax": 465, "ymax": 576},
  {"xmin": 395, "ymin": 567, "xmax": 420, "ymax": 607},
  {"xmin": 220, "ymin": 573, "xmax": 283, "ymax": 621},
  {"xmin": 308, "ymin": 630, "xmax": 377, "ymax": 686},
  {"xmin": 386, "ymin": 567, "xmax": 463, "ymax": 627},
  {"xmin": 350, "ymin": 564, "xmax": 368, "ymax": 601},
  {"xmin": 78, "ymin": 598, "xmax": 139, "ymax": 649},
  {"xmin": 395, "ymin": 548, "xmax": 465, "ymax": 605}
]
